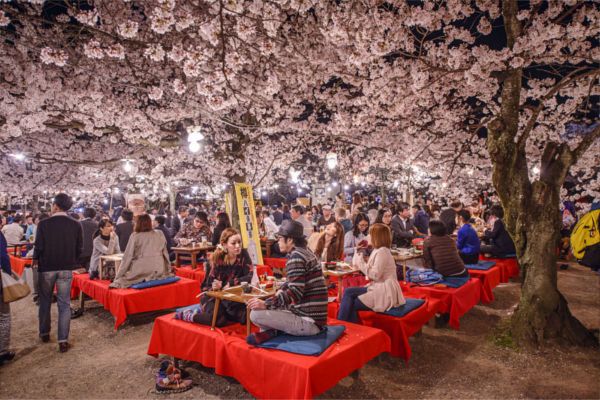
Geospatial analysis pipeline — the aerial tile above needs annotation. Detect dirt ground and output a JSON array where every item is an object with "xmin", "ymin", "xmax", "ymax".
[{"xmin": 1, "ymin": 262, "xmax": 598, "ymax": 399}]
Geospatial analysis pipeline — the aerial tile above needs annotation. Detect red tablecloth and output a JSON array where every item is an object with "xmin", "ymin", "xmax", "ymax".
[
  {"xmin": 263, "ymin": 257, "xmax": 287, "ymax": 270},
  {"xmin": 174, "ymin": 266, "xmax": 206, "ymax": 282},
  {"xmin": 480, "ymin": 255, "xmax": 520, "ymax": 283},
  {"xmin": 72, "ymin": 274, "xmax": 199, "ymax": 329},
  {"xmin": 148, "ymin": 315, "xmax": 390, "ymax": 399},
  {"xmin": 327, "ymin": 297, "xmax": 438, "ymax": 361},
  {"xmin": 400, "ymin": 278, "xmax": 481, "ymax": 329},
  {"xmin": 8, "ymin": 255, "xmax": 30, "ymax": 276},
  {"xmin": 468, "ymin": 266, "xmax": 501, "ymax": 303}
]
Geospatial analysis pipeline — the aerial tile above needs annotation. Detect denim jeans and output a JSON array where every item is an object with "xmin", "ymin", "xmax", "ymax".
[
  {"xmin": 250, "ymin": 310, "xmax": 321, "ymax": 336},
  {"xmin": 337, "ymin": 286, "xmax": 371, "ymax": 323},
  {"xmin": 38, "ymin": 270, "xmax": 73, "ymax": 343}
]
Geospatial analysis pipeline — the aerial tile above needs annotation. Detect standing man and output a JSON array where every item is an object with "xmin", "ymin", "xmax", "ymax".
[
  {"xmin": 33, "ymin": 193, "xmax": 82, "ymax": 353},
  {"xmin": 247, "ymin": 220, "xmax": 328, "ymax": 344}
]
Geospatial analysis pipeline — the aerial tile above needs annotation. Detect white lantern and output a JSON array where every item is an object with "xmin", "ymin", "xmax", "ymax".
[{"xmin": 326, "ymin": 152, "xmax": 338, "ymax": 170}]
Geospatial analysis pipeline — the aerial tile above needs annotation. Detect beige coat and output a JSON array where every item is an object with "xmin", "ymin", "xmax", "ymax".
[
  {"xmin": 353, "ymin": 247, "xmax": 405, "ymax": 311},
  {"xmin": 109, "ymin": 231, "xmax": 172, "ymax": 288}
]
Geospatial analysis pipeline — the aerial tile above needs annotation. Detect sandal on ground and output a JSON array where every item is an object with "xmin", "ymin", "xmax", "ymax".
[{"xmin": 155, "ymin": 360, "xmax": 193, "ymax": 394}]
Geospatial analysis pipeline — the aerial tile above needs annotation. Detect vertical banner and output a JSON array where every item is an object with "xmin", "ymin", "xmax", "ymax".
[
  {"xmin": 224, "ymin": 191, "xmax": 233, "ymax": 225},
  {"xmin": 234, "ymin": 183, "xmax": 263, "ymax": 265}
]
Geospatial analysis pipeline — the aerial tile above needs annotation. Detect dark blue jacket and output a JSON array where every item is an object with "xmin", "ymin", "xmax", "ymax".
[
  {"xmin": 413, "ymin": 210, "xmax": 430, "ymax": 235},
  {"xmin": 0, "ymin": 232, "xmax": 11, "ymax": 275},
  {"xmin": 484, "ymin": 219, "xmax": 516, "ymax": 256},
  {"xmin": 457, "ymin": 224, "xmax": 480, "ymax": 255}
]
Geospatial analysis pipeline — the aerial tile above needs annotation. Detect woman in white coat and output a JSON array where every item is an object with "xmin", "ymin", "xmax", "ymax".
[{"xmin": 337, "ymin": 223, "xmax": 405, "ymax": 323}]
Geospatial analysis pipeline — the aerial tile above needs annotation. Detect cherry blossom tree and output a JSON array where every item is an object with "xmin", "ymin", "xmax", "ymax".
[{"xmin": 1, "ymin": 0, "xmax": 598, "ymax": 345}]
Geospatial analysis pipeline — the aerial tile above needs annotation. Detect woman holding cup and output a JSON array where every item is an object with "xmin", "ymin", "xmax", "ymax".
[{"xmin": 175, "ymin": 228, "xmax": 253, "ymax": 327}]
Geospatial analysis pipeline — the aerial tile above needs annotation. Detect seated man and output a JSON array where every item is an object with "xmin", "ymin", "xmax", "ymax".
[
  {"xmin": 456, "ymin": 209, "xmax": 480, "ymax": 264},
  {"xmin": 174, "ymin": 212, "xmax": 212, "ymax": 245},
  {"xmin": 154, "ymin": 215, "xmax": 175, "ymax": 261},
  {"xmin": 422, "ymin": 220, "xmax": 468, "ymax": 278},
  {"xmin": 246, "ymin": 220, "xmax": 328, "ymax": 344},
  {"xmin": 481, "ymin": 205, "xmax": 516, "ymax": 257}
]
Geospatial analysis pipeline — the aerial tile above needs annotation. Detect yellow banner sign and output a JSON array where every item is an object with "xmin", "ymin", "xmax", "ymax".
[{"xmin": 234, "ymin": 183, "xmax": 264, "ymax": 265}]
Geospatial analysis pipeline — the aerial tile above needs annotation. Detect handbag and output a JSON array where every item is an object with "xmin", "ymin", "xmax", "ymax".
[{"xmin": 1, "ymin": 270, "xmax": 31, "ymax": 303}]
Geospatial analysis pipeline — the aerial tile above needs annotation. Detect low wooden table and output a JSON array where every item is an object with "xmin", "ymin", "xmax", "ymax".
[
  {"xmin": 7, "ymin": 242, "xmax": 30, "ymax": 257},
  {"xmin": 172, "ymin": 245, "xmax": 215, "ymax": 269},
  {"xmin": 99, "ymin": 253, "xmax": 124, "ymax": 279},
  {"xmin": 392, "ymin": 252, "xmax": 423, "ymax": 281},
  {"xmin": 205, "ymin": 285, "xmax": 275, "ymax": 336},
  {"xmin": 323, "ymin": 267, "xmax": 360, "ymax": 301},
  {"xmin": 260, "ymin": 238, "xmax": 276, "ymax": 258}
]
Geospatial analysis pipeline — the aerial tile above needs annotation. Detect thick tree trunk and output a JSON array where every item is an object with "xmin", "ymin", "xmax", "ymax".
[{"xmin": 509, "ymin": 195, "xmax": 596, "ymax": 346}]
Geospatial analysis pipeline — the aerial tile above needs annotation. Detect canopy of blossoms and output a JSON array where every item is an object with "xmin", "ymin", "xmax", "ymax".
[{"xmin": 0, "ymin": 0, "xmax": 598, "ymax": 204}]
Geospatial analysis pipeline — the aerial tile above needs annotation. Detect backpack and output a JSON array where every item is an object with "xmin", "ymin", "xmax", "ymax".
[
  {"xmin": 406, "ymin": 268, "xmax": 443, "ymax": 285},
  {"xmin": 570, "ymin": 209, "xmax": 600, "ymax": 260}
]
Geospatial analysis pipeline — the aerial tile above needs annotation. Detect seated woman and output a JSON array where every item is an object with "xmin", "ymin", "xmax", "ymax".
[
  {"xmin": 310, "ymin": 221, "xmax": 345, "ymax": 262},
  {"xmin": 109, "ymin": 214, "xmax": 173, "ymax": 288},
  {"xmin": 481, "ymin": 205, "xmax": 516, "ymax": 257},
  {"xmin": 211, "ymin": 212, "xmax": 231, "ymax": 246},
  {"xmin": 374, "ymin": 208, "xmax": 394, "ymax": 243},
  {"xmin": 456, "ymin": 210, "xmax": 480, "ymax": 265},
  {"xmin": 423, "ymin": 220, "xmax": 468, "ymax": 277},
  {"xmin": 337, "ymin": 223, "xmax": 406, "ymax": 323},
  {"xmin": 175, "ymin": 228, "xmax": 253, "ymax": 326},
  {"xmin": 343, "ymin": 213, "xmax": 369, "ymax": 263},
  {"xmin": 174, "ymin": 212, "xmax": 212, "ymax": 245},
  {"xmin": 89, "ymin": 219, "xmax": 121, "ymax": 280}
]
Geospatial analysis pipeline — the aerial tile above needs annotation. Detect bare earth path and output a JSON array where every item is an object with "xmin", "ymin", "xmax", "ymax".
[{"xmin": 1, "ymin": 263, "xmax": 598, "ymax": 399}]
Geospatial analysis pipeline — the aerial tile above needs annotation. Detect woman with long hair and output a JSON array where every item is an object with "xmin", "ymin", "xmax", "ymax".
[
  {"xmin": 338, "ymin": 223, "xmax": 406, "ymax": 322},
  {"xmin": 89, "ymin": 219, "xmax": 121, "ymax": 280},
  {"xmin": 176, "ymin": 228, "xmax": 253, "ymax": 326},
  {"xmin": 312, "ymin": 221, "xmax": 345, "ymax": 262},
  {"xmin": 211, "ymin": 212, "xmax": 231, "ymax": 245},
  {"xmin": 110, "ymin": 214, "xmax": 172, "ymax": 288},
  {"xmin": 343, "ymin": 213, "xmax": 370, "ymax": 262}
]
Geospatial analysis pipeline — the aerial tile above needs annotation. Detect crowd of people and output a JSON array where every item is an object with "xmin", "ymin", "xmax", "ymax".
[{"xmin": 0, "ymin": 189, "xmax": 593, "ymax": 363}]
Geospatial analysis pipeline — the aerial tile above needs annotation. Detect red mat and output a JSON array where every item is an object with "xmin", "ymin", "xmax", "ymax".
[
  {"xmin": 174, "ymin": 266, "xmax": 206, "ymax": 282},
  {"xmin": 8, "ymin": 255, "xmax": 30, "ymax": 276},
  {"xmin": 72, "ymin": 274, "xmax": 199, "ymax": 329},
  {"xmin": 147, "ymin": 314, "xmax": 390, "ymax": 399},
  {"xmin": 480, "ymin": 255, "xmax": 520, "ymax": 283},
  {"xmin": 468, "ymin": 266, "xmax": 501, "ymax": 303},
  {"xmin": 263, "ymin": 257, "xmax": 287, "ymax": 270},
  {"xmin": 327, "ymin": 297, "xmax": 438, "ymax": 361},
  {"xmin": 400, "ymin": 278, "xmax": 481, "ymax": 329}
]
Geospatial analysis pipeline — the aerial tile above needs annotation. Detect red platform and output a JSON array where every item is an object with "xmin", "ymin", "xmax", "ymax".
[
  {"xmin": 174, "ymin": 266, "xmax": 206, "ymax": 282},
  {"xmin": 72, "ymin": 274, "xmax": 199, "ymax": 329},
  {"xmin": 480, "ymin": 255, "xmax": 520, "ymax": 283},
  {"xmin": 8, "ymin": 255, "xmax": 31, "ymax": 276},
  {"xmin": 400, "ymin": 278, "xmax": 481, "ymax": 329},
  {"xmin": 148, "ymin": 314, "xmax": 390, "ymax": 399},
  {"xmin": 263, "ymin": 257, "xmax": 287, "ymax": 271},
  {"xmin": 327, "ymin": 297, "xmax": 438, "ymax": 361},
  {"xmin": 467, "ymin": 266, "xmax": 501, "ymax": 303}
]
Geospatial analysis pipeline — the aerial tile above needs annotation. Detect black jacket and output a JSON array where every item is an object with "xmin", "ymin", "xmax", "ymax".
[
  {"xmin": 390, "ymin": 215, "xmax": 415, "ymax": 248},
  {"xmin": 115, "ymin": 221, "xmax": 134, "ymax": 252},
  {"xmin": 80, "ymin": 218, "xmax": 98, "ymax": 258},
  {"xmin": 212, "ymin": 224, "xmax": 228, "ymax": 246},
  {"xmin": 484, "ymin": 219, "xmax": 516, "ymax": 255},
  {"xmin": 272, "ymin": 210, "xmax": 283, "ymax": 225},
  {"xmin": 33, "ymin": 214, "xmax": 83, "ymax": 272},
  {"xmin": 155, "ymin": 225, "xmax": 175, "ymax": 255},
  {"xmin": 439, "ymin": 208, "xmax": 458, "ymax": 234}
]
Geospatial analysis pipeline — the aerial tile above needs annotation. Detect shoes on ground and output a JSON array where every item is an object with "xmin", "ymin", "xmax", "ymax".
[
  {"xmin": 71, "ymin": 308, "xmax": 84, "ymax": 319},
  {"xmin": 0, "ymin": 351, "xmax": 16, "ymax": 365},
  {"xmin": 40, "ymin": 334, "xmax": 50, "ymax": 343},
  {"xmin": 58, "ymin": 342, "xmax": 70, "ymax": 353}
]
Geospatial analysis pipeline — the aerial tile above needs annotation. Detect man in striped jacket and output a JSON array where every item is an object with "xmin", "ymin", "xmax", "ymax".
[{"xmin": 247, "ymin": 220, "xmax": 328, "ymax": 344}]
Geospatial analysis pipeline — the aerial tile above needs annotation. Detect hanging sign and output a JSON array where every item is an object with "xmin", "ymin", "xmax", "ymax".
[{"xmin": 234, "ymin": 183, "xmax": 263, "ymax": 265}]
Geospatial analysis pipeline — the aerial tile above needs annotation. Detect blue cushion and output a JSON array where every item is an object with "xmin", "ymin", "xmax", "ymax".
[
  {"xmin": 130, "ymin": 276, "xmax": 180, "ymax": 289},
  {"xmin": 440, "ymin": 276, "xmax": 470, "ymax": 288},
  {"xmin": 383, "ymin": 298, "xmax": 425, "ymax": 317},
  {"xmin": 466, "ymin": 261, "xmax": 496, "ymax": 271},
  {"xmin": 256, "ymin": 325, "xmax": 346, "ymax": 356}
]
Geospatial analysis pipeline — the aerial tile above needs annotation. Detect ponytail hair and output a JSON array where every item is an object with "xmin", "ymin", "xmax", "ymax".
[{"xmin": 211, "ymin": 227, "xmax": 241, "ymax": 267}]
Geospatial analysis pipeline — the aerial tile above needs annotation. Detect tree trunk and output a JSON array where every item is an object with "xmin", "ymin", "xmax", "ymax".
[{"xmin": 508, "ymin": 190, "xmax": 596, "ymax": 346}]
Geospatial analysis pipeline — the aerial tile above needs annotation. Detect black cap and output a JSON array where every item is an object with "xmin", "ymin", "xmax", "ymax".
[{"xmin": 276, "ymin": 220, "xmax": 304, "ymax": 239}]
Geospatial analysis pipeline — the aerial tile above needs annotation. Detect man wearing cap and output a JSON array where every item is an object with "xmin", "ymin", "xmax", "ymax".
[
  {"xmin": 317, "ymin": 205, "xmax": 335, "ymax": 229},
  {"xmin": 246, "ymin": 220, "xmax": 328, "ymax": 344}
]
